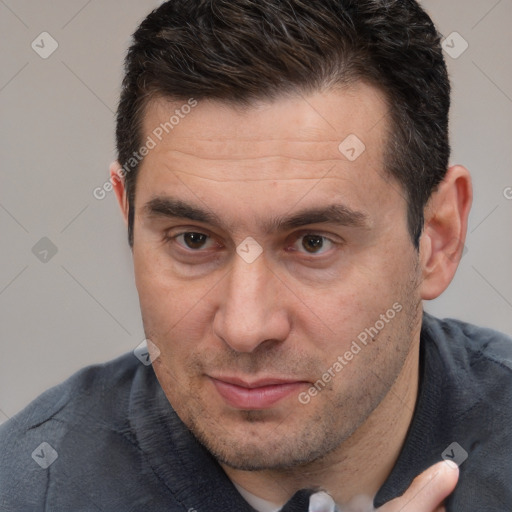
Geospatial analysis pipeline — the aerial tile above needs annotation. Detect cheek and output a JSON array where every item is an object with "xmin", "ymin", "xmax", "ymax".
[
  {"xmin": 133, "ymin": 246, "xmax": 213, "ymax": 350},
  {"xmin": 295, "ymin": 254, "xmax": 416, "ymax": 367},
  {"xmin": 298, "ymin": 266, "xmax": 398, "ymax": 334}
]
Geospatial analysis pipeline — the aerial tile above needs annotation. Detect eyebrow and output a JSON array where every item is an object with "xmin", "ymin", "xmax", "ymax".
[{"xmin": 143, "ymin": 197, "xmax": 370, "ymax": 232}]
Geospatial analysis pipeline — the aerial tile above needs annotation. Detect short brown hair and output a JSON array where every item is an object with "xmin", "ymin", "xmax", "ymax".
[{"xmin": 116, "ymin": 0, "xmax": 451, "ymax": 248}]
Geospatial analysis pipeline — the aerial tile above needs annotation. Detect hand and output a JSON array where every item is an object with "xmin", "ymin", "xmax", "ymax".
[
  {"xmin": 341, "ymin": 460, "xmax": 459, "ymax": 512},
  {"xmin": 378, "ymin": 460, "xmax": 459, "ymax": 512}
]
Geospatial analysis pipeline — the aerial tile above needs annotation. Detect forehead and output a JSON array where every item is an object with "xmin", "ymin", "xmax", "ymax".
[
  {"xmin": 139, "ymin": 82, "xmax": 391, "ymax": 184},
  {"xmin": 135, "ymin": 83, "xmax": 410, "ymax": 240}
]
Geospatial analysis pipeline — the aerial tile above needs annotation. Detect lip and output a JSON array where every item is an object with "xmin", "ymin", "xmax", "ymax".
[{"xmin": 209, "ymin": 376, "xmax": 308, "ymax": 410}]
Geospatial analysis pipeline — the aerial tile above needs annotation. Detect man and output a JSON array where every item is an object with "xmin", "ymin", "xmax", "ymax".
[{"xmin": 1, "ymin": 0, "xmax": 511, "ymax": 510}]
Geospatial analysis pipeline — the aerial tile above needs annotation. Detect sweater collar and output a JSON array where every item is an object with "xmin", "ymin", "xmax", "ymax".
[{"xmin": 128, "ymin": 313, "xmax": 480, "ymax": 511}]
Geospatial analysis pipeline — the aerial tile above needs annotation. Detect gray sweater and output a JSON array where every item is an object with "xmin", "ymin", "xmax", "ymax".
[{"xmin": 1, "ymin": 314, "xmax": 511, "ymax": 511}]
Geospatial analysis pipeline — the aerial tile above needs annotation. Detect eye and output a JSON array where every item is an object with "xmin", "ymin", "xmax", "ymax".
[
  {"xmin": 292, "ymin": 234, "xmax": 335, "ymax": 255},
  {"xmin": 174, "ymin": 232, "xmax": 216, "ymax": 251}
]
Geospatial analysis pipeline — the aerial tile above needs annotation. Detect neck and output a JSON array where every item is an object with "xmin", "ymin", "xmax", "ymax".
[{"xmin": 222, "ymin": 335, "xmax": 420, "ymax": 507}]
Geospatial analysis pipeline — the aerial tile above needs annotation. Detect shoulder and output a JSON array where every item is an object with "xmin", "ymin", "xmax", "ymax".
[
  {"xmin": 422, "ymin": 313, "xmax": 512, "ymax": 374},
  {"xmin": 0, "ymin": 352, "xmax": 140, "ymax": 509},
  {"xmin": 424, "ymin": 314, "xmax": 512, "ymax": 502},
  {"xmin": 1, "ymin": 352, "xmax": 140, "ymax": 433}
]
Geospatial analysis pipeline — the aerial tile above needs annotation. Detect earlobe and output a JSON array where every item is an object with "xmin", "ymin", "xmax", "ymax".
[
  {"xmin": 110, "ymin": 161, "xmax": 129, "ymax": 227},
  {"xmin": 419, "ymin": 165, "xmax": 473, "ymax": 300}
]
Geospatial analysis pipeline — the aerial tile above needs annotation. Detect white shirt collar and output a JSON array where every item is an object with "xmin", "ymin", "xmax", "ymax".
[
  {"xmin": 234, "ymin": 482, "xmax": 340, "ymax": 512},
  {"xmin": 234, "ymin": 482, "xmax": 282, "ymax": 512}
]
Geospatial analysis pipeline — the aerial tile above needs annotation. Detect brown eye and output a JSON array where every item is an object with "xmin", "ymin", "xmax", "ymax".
[
  {"xmin": 290, "ymin": 234, "xmax": 335, "ymax": 255},
  {"xmin": 302, "ymin": 235, "xmax": 326, "ymax": 253},
  {"xmin": 179, "ymin": 232, "xmax": 210, "ymax": 250}
]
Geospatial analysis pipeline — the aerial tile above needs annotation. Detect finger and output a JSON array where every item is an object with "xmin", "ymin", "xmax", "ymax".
[{"xmin": 379, "ymin": 460, "xmax": 459, "ymax": 512}]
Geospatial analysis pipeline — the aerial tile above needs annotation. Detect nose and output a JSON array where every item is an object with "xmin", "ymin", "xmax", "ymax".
[{"xmin": 212, "ymin": 253, "xmax": 291, "ymax": 353}]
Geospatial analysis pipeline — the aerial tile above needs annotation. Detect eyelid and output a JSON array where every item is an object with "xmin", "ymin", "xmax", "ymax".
[
  {"xmin": 164, "ymin": 227, "xmax": 225, "ymax": 252},
  {"xmin": 285, "ymin": 231, "xmax": 343, "ymax": 256},
  {"xmin": 163, "ymin": 226, "xmax": 343, "ymax": 255},
  {"xmin": 164, "ymin": 225, "xmax": 213, "ymax": 239},
  {"xmin": 290, "ymin": 229, "xmax": 343, "ymax": 244}
]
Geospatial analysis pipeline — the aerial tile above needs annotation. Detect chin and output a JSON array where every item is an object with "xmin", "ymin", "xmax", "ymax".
[{"xmin": 184, "ymin": 406, "xmax": 349, "ymax": 472}]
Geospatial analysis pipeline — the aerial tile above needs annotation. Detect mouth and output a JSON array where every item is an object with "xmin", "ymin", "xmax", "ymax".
[{"xmin": 208, "ymin": 375, "xmax": 309, "ymax": 410}]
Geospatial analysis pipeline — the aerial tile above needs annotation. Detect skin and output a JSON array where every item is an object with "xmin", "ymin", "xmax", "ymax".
[{"xmin": 112, "ymin": 82, "xmax": 471, "ymax": 509}]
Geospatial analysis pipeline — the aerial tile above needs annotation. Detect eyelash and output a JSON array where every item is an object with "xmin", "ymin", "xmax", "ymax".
[
  {"xmin": 170, "ymin": 232, "xmax": 220, "ymax": 251},
  {"xmin": 163, "ymin": 230, "xmax": 341, "ymax": 257}
]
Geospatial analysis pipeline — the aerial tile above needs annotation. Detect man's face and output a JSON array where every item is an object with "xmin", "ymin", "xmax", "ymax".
[{"xmin": 131, "ymin": 83, "xmax": 423, "ymax": 470}]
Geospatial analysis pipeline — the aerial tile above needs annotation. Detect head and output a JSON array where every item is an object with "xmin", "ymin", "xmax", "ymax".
[{"xmin": 111, "ymin": 0, "xmax": 471, "ymax": 471}]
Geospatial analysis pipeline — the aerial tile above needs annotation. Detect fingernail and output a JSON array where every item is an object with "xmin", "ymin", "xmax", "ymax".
[{"xmin": 444, "ymin": 460, "xmax": 459, "ymax": 470}]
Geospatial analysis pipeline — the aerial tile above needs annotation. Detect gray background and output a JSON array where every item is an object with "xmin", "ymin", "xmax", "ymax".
[{"xmin": 1, "ymin": 0, "xmax": 511, "ymax": 423}]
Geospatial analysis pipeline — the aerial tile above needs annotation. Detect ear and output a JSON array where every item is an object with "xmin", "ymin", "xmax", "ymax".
[
  {"xmin": 419, "ymin": 165, "xmax": 473, "ymax": 300},
  {"xmin": 110, "ymin": 161, "xmax": 129, "ymax": 227}
]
